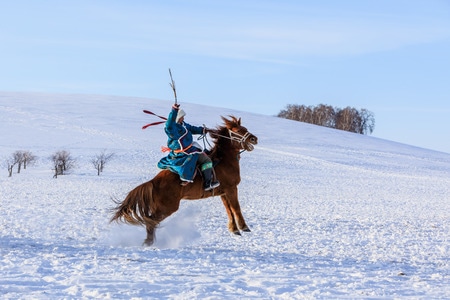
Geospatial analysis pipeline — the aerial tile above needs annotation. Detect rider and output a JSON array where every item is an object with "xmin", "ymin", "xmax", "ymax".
[{"xmin": 157, "ymin": 104, "xmax": 220, "ymax": 191}]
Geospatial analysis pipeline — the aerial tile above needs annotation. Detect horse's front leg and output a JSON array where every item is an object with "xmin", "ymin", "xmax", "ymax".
[
  {"xmin": 221, "ymin": 195, "xmax": 239, "ymax": 235},
  {"xmin": 221, "ymin": 187, "xmax": 250, "ymax": 235}
]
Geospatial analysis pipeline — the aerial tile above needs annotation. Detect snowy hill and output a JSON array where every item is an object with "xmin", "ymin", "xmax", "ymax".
[{"xmin": 1, "ymin": 92, "xmax": 449, "ymax": 298}]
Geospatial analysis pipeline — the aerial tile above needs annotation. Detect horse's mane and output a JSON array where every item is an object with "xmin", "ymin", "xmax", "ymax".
[{"xmin": 208, "ymin": 115, "xmax": 241, "ymax": 159}]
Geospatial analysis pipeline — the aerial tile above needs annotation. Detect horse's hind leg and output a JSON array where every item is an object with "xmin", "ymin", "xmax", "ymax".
[
  {"xmin": 143, "ymin": 212, "xmax": 165, "ymax": 246},
  {"xmin": 144, "ymin": 222, "xmax": 156, "ymax": 246},
  {"xmin": 143, "ymin": 199, "xmax": 181, "ymax": 246}
]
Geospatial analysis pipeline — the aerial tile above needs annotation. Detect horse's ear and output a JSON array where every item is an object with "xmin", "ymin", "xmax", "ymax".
[
  {"xmin": 222, "ymin": 115, "xmax": 241, "ymax": 128},
  {"xmin": 228, "ymin": 115, "xmax": 240, "ymax": 125},
  {"xmin": 221, "ymin": 116, "xmax": 229, "ymax": 124}
]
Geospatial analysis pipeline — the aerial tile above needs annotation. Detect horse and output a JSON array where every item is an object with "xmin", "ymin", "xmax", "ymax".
[{"xmin": 110, "ymin": 116, "xmax": 258, "ymax": 246}]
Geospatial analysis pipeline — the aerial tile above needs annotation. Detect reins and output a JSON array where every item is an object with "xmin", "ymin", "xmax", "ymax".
[
  {"xmin": 142, "ymin": 109, "xmax": 252, "ymax": 155},
  {"xmin": 198, "ymin": 128, "xmax": 213, "ymax": 150}
]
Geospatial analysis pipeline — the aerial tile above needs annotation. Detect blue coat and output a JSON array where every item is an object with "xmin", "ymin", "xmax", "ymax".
[{"xmin": 157, "ymin": 107, "xmax": 205, "ymax": 182}]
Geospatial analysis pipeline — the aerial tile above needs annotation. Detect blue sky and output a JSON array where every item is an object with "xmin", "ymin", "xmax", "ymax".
[{"xmin": 1, "ymin": 0, "xmax": 450, "ymax": 153}]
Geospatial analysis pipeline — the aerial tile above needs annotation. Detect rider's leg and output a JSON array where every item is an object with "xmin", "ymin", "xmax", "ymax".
[{"xmin": 197, "ymin": 153, "xmax": 220, "ymax": 191}]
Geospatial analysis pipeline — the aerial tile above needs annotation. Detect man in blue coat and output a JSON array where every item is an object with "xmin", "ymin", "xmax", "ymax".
[{"xmin": 158, "ymin": 104, "xmax": 220, "ymax": 191}]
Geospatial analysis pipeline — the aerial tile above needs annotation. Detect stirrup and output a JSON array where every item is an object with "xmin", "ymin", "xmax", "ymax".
[{"xmin": 204, "ymin": 181, "xmax": 220, "ymax": 191}]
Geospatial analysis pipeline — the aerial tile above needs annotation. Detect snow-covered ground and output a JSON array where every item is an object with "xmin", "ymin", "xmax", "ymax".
[{"xmin": 1, "ymin": 92, "xmax": 449, "ymax": 299}]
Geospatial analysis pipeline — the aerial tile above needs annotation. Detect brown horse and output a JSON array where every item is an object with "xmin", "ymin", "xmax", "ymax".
[{"xmin": 110, "ymin": 116, "xmax": 258, "ymax": 246}]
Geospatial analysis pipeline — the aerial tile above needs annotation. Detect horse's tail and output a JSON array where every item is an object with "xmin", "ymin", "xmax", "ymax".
[{"xmin": 110, "ymin": 180, "xmax": 157, "ymax": 227}]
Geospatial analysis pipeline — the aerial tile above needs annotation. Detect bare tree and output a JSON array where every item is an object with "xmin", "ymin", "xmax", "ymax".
[
  {"xmin": 313, "ymin": 104, "xmax": 336, "ymax": 128},
  {"xmin": 335, "ymin": 107, "xmax": 375, "ymax": 134},
  {"xmin": 299, "ymin": 105, "xmax": 314, "ymax": 123},
  {"xmin": 5, "ymin": 151, "xmax": 37, "ymax": 177},
  {"xmin": 359, "ymin": 108, "xmax": 375, "ymax": 135},
  {"xmin": 13, "ymin": 151, "xmax": 24, "ymax": 174},
  {"xmin": 6, "ymin": 156, "xmax": 18, "ymax": 177},
  {"xmin": 335, "ymin": 107, "xmax": 359, "ymax": 132},
  {"xmin": 22, "ymin": 151, "xmax": 37, "ymax": 170},
  {"xmin": 51, "ymin": 150, "xmax": 75, "ymax": 178},
  {"xmin": 91, "ymin": 150, "xmax": 115, "ymax": 176},
  {"xmin": 278, "ymin": 104, "xmax": 299, "ymax": 120},
  {"xmin": 278, "ymin": 104, "xmax": 314, "ymax": 123},
  {"xmin": 278, "ymin": 103, "xmax": 375, "ymax": 135},
  {"xmin": 7, "ymin": 163, "xmax": 14, "ymax": 177}
]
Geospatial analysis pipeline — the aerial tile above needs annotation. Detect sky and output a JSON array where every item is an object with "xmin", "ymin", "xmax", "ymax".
[{"xmin": 1, "ymin": 0, "xmax": 450, "ymax": 153}]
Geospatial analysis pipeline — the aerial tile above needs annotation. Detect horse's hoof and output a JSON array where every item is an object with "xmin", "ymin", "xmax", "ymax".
[{"xmin": 143, "ymin": 239, "xmax": 154, "ymax": 246}]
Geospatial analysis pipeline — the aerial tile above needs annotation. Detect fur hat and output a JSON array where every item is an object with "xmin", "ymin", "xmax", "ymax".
[{"xmin": 176, "ymin": 109, "xmax": 186, "ymax": 123}]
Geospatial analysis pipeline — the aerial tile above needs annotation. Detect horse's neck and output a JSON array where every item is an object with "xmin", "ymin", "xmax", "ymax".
[{"xmin": 211, "ymin": 139, "xmax": 241, "ymax": 165}]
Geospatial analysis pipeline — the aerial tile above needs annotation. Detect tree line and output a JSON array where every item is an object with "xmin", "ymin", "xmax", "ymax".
[
  {"xmin": 4, "ymin": 149, "xmax": 114, "ymax": 178},
  {"xmin": 6, "ymin": 150, "xmax": 37, "ymax": 177},
  {"xmin": 277, "ymin": 104, "xmax": 375, "ymax": 135}
]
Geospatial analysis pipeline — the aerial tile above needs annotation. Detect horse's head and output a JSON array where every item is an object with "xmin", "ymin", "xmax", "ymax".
[{"xmin": 221, "ymin": 116, "xmax": 258, "ymax": 151}]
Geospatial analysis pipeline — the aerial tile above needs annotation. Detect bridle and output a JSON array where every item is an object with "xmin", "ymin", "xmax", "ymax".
[
  {"xmin": 228, "ymin": 130, "xmax": 254, "ymax": 151},
  {"xmin": 199, "ymin": 128, "xmax": 255, "ymax": 152}
]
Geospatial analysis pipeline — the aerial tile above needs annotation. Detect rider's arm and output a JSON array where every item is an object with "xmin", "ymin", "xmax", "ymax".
[{"xmin": 165, "ymin": 105, "xmax": 179, "ymax": 134}]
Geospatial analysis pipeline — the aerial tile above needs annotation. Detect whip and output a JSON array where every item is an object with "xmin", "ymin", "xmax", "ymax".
[{"xmin": 168, "ymin": 68, "xmax": 177, "ymax": 105}]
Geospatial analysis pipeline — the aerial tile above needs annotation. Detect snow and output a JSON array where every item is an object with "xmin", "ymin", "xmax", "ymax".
[{"xmin": 1, "ymin": 91, "xmax": 449, "ymax": 299}]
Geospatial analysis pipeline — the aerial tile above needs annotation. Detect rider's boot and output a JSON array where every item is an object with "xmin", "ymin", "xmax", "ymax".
[{"xmin": 202, "ymin": 168, "xmax": 220, "ymax": 191}]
